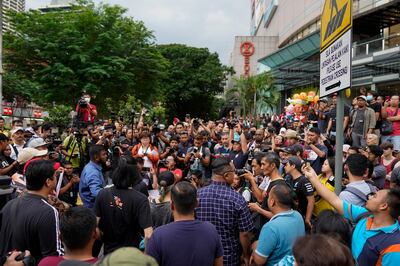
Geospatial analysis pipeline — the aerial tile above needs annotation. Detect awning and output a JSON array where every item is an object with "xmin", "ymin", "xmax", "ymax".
[{"xmin": 258, "ymin": 32, "xmax": 320, "ymax": 69}]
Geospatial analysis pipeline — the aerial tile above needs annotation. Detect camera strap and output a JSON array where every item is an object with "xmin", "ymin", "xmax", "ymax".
[
  {"xmin": 65, "ymin": 136, "xmax": 74, "ymax": 153},
  {"xmin": 11, "ymin": 144, "xmax": 19, "ymax": 158}
]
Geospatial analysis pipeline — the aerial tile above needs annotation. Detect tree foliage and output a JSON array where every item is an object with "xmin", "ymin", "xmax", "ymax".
[
  {"xmin": 157, "ymin": 44, "xmax": 232, "ymax": 120},
  {"xmin": 226, "ymin": 73, "xmax": 279, "ymax": 116},
  {"xmin": 3, "ymin": 1, "xmax": 167, "ymax": 108},
  {"xmin": 43, "ymin": 104, "xmax": 72, "ymax": 129}
]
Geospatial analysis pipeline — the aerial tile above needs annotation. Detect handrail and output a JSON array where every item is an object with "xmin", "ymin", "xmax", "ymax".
[
  {"xmin": 353, "ymin": 33, "xmax": 400, "ymax": 48},
  {"xmin": 353, "ymin": 0, "xmax": 394, "ymax": 16}
]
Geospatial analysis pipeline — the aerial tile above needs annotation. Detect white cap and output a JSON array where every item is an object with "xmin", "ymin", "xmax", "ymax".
[
  {"xmin": 17, "ymin": 148, "xmax": 48, "ymax": 164},
  {"xmin": 11, "ymin": 127, "xmax": 24, "ymax": 135},
  {"xmin": 28, "ymin": 138, "xmax": 48, "ymax": 149}
]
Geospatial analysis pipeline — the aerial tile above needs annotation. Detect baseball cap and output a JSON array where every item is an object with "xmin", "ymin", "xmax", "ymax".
[
  {"xmin": 285, "ymin": 129, "xmax": 298, "ymax": 139},
  {"xmin": 282, "ymin": 156, "xmax": 303, "ymax": 172},
  {"xmin": 158, "ymin": 170, "xmax": 175, "ymax": 187},
  {"xmin": 282, "ymin": 144, "xmax": 304, "ymax": 156},
  {"xmin": 356, "ymin": 95, "xmax": 367, "ymax": 101},
  {"xmin": 17, "ymin": 147, "xmax": 48, "ymax": 164},
  {"xmin": 318, "ymin": 98, "xmax": 328, "ymax": 103},
  {"xmin": 11, "ymin": 127, "xmax": 24, "ymax": 135},
  {"xmin": 28, "ymin": 138, "xmax": 48, "ymax": 149},
  {"xmin": 25, "ymin": 127, "xmax": 36, "ymax": 135},
  {"xmin": 95, "ymin": 247, "xmax": 158, "ymax": 266}
]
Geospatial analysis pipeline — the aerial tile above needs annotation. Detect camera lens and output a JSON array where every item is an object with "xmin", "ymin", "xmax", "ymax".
[{"xmin": 235, "ymin": 169, "xmax": 247, "ymax": 175}]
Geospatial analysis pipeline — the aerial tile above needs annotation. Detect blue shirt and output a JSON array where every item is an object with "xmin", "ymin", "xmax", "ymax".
[
  {"xmin": 147, "ymin": 220, "xmax": 223, "ymax": 266},
  {"xmin": 196, "ymin": 181, "xmax": 254, "ymax": 266},
  {"xmin": 255, "ymin": 210, "xmax": 305, "ymax": 266},
  {"xmin": 79, "ymin": 161, "xmax": 104, "ymax": 209},
  {"xmin": 343, "ymin": 201, "xmax": 400, "ymax": 266}
]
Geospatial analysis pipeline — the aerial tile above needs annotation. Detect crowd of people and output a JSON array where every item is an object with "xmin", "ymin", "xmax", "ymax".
[{"xmin": 0, "ymin": 90, "xmax": 400, "ymax": 266}]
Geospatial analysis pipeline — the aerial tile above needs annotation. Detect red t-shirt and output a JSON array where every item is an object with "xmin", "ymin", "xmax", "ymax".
[
  {"xmin": 76, "ymin": 104, "xmax": 97, "ymax": 123},
  {"xmin": 39, "ymin": 256, "xmax": 97, "ymax": 266},
  {"xmin": 159, "ymin": 167, "xmax": 183, "ymax": 181},
  {"xmin": 386, "ymin": 107, "xmax": 400, "ymax": 136}
]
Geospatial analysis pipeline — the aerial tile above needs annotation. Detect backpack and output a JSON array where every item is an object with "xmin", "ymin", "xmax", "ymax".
[{"xmin": 343, "ymin": 182, "xmax": 377, "ymax": 206}]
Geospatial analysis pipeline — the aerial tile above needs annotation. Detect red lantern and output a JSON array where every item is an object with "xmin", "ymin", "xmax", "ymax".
[
  {"xmin": 33, "ymin": 110, "xmax": 42, "ymax": 118},
  {"xmin": 3, "ymin": 107, "xmax": 12, "ymax": 116}
]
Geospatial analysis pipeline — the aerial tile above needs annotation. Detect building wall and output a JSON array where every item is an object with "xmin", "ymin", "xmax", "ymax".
[
  {"xmin": 251, "ymin": 0, "xmax": 323, "ymax": 47},
  {"xmin": 2, "ymin": 0, "xmax": 25, "ymax": 32},
  {"xmin": 226, "ymin": 36, "xmax": 279, "ymax": 89}
]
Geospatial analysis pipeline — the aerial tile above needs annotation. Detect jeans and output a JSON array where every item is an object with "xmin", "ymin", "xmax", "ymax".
[
  {"xmin": 352, "ymin": 132, "xmax": 366, "ymax": 147},
  {"xmin": 381, "ymin": 135, "xmax": 400, "ymax": 151}
]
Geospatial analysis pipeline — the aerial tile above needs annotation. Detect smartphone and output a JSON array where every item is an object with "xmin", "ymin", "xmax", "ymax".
[{"xmin": 142, "ymin": 167, "xmax": 150, "ymax": 172}]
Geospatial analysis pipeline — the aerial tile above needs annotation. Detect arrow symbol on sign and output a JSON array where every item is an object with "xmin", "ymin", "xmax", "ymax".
[{"xmin": 326, "ymin": 81, "xmax": 341, "ymax": 91}]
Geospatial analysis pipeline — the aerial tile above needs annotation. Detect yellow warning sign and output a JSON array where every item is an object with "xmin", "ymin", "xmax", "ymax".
[{"xmin": 320, "ymin": 0, "xmax": 352, "ymax": 51}]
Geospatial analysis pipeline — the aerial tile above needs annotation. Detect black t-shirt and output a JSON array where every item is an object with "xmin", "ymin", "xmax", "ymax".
[
  {"xmin": 95, "ymin": 186, "xmax": 152, "ymax": 255},
  {"xmin": 58, "ymin": 174, "xmax": 78, "ymax": 206},
  {"xmin": 328, "ymin": 104, "xmax": 350, "ymax": 131},
  {"xmin": 150, "ymin": 200, "xmax": 173, "ymax": 228},
  {"xmin": 370, "ymin": 102, "xmax": 382, "ymax": 129},
  {"xmin": 133, "ymin": 180, "xmax": 149, "ymax": 197},
  {"xmin": 258, "ymin": 179, "xmax": 288, "ymax": 227},
  {"xmin": 292, "ymin": 175, "xmax": 314, "ymax": 217},
  {"xmin": 0, "ymin": 193, "xmax": 63, "ymax": 262},
  {"xmin": 0, "ymin": 155, "xmax": 17, "ymax": 176}
]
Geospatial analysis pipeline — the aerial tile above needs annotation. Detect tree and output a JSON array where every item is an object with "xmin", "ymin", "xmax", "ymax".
[
  {"xmin": 44, "ymin": 105, "xmax": 72, "ymax": 129},
  {"xmin": 3, "ymin": 1, "xmax": 167, "ymax": 110},
  {"xmin": 226, "ymin": 73, "xmax": 279, "ymax": 116},
  {"xmin": 157, "ymin": 44, "xmax": 232, "ymax": 120}
]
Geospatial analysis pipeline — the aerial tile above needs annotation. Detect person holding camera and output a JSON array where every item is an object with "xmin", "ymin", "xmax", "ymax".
[
  {"xmin": 61, "ymin": 128, "xmax": 88, "ymax": 172},
  {"xmin": 160, "ymin": 156, "xmax": 183, "ymax": 182},
  {"xmin": 184, "ymin": 135, "xmax": 210, "ymax": 179},
  {"xmin": 132, "ymin": 132, "xmax": 159, "ymax": 170},
  {"xmin": 76, "ymin": 93, "xmax": 97, "ymax": 123},
  {"xmin": 152, "ymin": 125, "xmax": 170, "ymax": 154},
  {"xmin": 58, "ymin": 162, "xmax": 80, "ymax": 207},
  {"xmin": 159, "ymin": 137, "xmax": 179, "ymax": 160}
]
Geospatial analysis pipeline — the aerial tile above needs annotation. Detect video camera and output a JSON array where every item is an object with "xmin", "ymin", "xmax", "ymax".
[{"xmin": 78, "ymin": 97, "xmax": 89, "ymax": 108}]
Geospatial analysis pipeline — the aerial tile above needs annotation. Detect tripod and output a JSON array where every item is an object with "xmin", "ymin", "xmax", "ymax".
[{"xmin": 66, "ymin": 135, "xmax": 86, "ymax": 173}]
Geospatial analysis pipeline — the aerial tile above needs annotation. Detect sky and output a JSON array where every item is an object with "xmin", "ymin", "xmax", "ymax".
[{"xmin": 26, "ymin": 0, "xmax": 251, "ymax": 64}]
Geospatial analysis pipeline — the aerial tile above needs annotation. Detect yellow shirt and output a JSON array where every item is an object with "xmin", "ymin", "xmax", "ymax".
[
  {"xmin": 313, "ymin": 174, "xmax": 335, "ymax": 216},
  {"xmin": 0, "ymin": 129, "xmax": 10, "ymax": 138},
  {"xmin": 62, "ymin": 135, "xmax": 87, "ymax": 169}
]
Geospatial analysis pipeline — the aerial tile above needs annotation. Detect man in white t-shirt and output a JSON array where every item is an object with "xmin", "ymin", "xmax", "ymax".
[{"xmin": 9, "ymin": 127, "xmax": 25, "ymax": 161}]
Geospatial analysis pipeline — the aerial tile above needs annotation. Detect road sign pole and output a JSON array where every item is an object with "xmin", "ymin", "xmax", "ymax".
[
  {"xmin": 334, "ymin": 90, "xmax": 344, "ymax": 195},
  {"xmin": 320, "ymin": 0, "xmax": 352, "ymax": 194}
]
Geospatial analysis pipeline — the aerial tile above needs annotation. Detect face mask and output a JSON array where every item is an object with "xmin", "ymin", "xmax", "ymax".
[
  {"xmin": 84, "ymin": 97, "xmax": 91, "ymax": 103},
  {"xmin": 366, "ymin": 95, "xmax": 373, "ymax": 102}
]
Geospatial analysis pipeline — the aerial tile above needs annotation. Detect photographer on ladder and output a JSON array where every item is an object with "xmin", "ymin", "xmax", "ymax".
[{"xmin": 76, "ymin": 93, "xmax": 97, "ymax": 123}]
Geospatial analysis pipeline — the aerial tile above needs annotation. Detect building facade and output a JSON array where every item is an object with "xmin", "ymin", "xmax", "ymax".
[
  {"xmin": 226, "ymin": 36, "xmax": 278, "ymax": 87},
  {"xmin": 227, "ymin": 0, "xmax": 400, "ymax": 111},
  {"xmin": 1, "ymin": 0, "xmax": 25, "ymax": 32}
]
